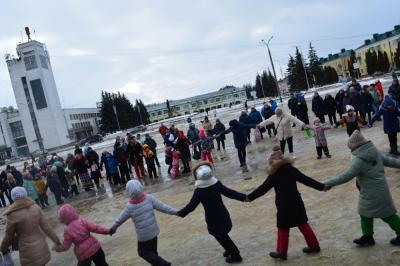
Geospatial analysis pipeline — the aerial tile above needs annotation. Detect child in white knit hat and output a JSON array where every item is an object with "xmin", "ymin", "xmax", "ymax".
[
  {"xmin": 110, "ymin": 180, "xmax": 178, "ymax": 265},
  {"xmin": 177, "ymin": 161, "xmax": 246, "ymax": 264}
]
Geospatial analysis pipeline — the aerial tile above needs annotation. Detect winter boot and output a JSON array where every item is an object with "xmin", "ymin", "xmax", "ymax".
[
  {"xmin": 317, "ymin": 156, "xmax": 322, "ymax": 160},
  {"xmin": 353, "ymin": 236, "xmax": 375, "ymax": 246},
  {"xmin": 390, "ymin": 149, "xmax": 400, "ymax": 156},
  {"xmin": 390, "ymin": 236, "xmax": 400, "ymax": 246},
  {"xmin": 303, "ymin": 246, "xmax": 321, "ymax": 254},
  {"xmin": 269, "ymin": 252, "xmax": 287, "ymax": 260},
  {"xmin": 225, "ymin": 254, "xmax": 242, "ymax": 263},
  {"xmin": 223, "ymin": 251, "xmax": 230, "ymax": 258},
  {"xmin": 289, "ymin": 153, "xmax": 296, "ymax": 160},
  {"xmin": 325, "ymin": 153, "xmax": 332, "ymax": 158}
]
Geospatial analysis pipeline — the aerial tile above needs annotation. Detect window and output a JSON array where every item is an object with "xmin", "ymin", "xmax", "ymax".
[
  {"xmin": 215, "ymin": 97, "xmax": 220, "ymax": 102},
  {"xmin": 9, "ymin": 121, "xmax": 25, "ymax": 138},
  {"xmin": 158, "ymin": 111, "xmax": 162, "ymax": 115},
  {"xmin": 203, "ymin": 100, "xmax": 208, "ymax": 104},
  {"xmin": 24, "ymin": 55, "xmax": 38, "ymax": 70},
  {"xmin": 39, "ymin": 55, "xmax": 48, "ymax": 69},
  {"xmin": 175, "ymin": 106, "xmax": 181, "ymax": 111},
  {"xmin": 16, "ymin": 146, "xmax": 29, "ymax": 156},
  {"xmin": 70, "ymin": 114, "xmax": 73, "ymax": 120},
  {"xmin": 14, "ymin": 137, "xmax": 27, "ymax": 147},
  {"xmin": 30, "ymin": 79, "xmax": 48, "ymax": 109}
]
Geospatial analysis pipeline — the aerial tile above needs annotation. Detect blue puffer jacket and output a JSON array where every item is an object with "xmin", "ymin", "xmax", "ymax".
[
  {"xmin": 249, "ymin": 110, "xmax": 263, "ymax": 124},
  {"xmin": 222, "ymin": 120, "xmax": 255, "ymax": 149},
  {"xmin": 370, "ymin": 98, "xmax": 400, "ymax": 134}
]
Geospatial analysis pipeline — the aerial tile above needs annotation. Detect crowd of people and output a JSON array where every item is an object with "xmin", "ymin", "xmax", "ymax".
[{"xmin": 2, "ymin": 76, "xmax": 400, "ymax": 265}]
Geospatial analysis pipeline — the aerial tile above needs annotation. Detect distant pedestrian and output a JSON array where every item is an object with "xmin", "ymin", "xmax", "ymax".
[
  {"xmin": 239, "ymin": 111, "xmax": 252, "ymax": 144},
  {"xmin": 324, "ymin": 93, "xmax": 337, "ymax": 125},
  {"xmin": 312, "ymin": 92, "xmax": 326, "ymax": 123},
  {"xmin": 358, "ymin": 85, "xmax": 374, "ymax": 124},
  {"xmin": 294, "ymin": 93, "xmax": 309, "ymax": 125},
  {"xmin": 144, "ymin": 134, "xmax": 160, "ymax": 167},
  {"xmin": 213, "ymin": 119, "xmax": 226, "ymax": 151}
]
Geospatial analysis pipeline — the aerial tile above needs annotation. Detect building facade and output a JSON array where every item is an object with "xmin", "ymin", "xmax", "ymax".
[
  {"xmin": 320, "ymin": 49, "xmax": 352, "ymax": 81},
  {"xmin": 355, "ymin": 25, "xmax": 400, "ymax": 76},
  {"xmin": 147, "ymin": 87, "xmax": 247, "ymax": 122},
  {"xmin": 1, "ymin": 31, "xmax": 100, "ymax": 157}
]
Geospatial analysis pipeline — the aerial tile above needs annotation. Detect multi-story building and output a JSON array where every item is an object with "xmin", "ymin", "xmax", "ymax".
[
  {"xmin": 1, "ymin": 29, "xmax": 100, "ymax": 157},
  {"xmin": 147, "ymin": 87, "xmax": 248, "ymax": 122},
  {"xmin": 355, "ymin": 25, "xmax": 400, "ymax": 76},
  {"xmin": 320, "ymin": 49, "xmax": 353, "ymax": 81}
]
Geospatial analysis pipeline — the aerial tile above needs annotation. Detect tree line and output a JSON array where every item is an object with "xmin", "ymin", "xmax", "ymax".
[{"xmin": 98, "ymin": 91, "xmax": 150, "ymax": 134}]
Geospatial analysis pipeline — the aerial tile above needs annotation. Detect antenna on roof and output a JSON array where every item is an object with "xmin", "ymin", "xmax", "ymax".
[
  {"xmin": 33, "ymin": 29, "xmax": 37, "ymax": 40},
  {"xmin": 25, "ymin": 27, "xmax": 31, "ymax": 41}
]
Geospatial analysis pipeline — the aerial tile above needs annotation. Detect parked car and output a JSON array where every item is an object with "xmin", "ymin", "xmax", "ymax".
[
  {"xmin": 130, "ymin": 125, "xmax": 147, "ymax": 134},
  {"xmin": 78, "ymin": 134, "xmax": 103, "ymax": 146}
]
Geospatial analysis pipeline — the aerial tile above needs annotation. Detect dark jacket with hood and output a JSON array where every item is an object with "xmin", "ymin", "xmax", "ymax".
[
  {"xmin": 370, "ymin": 97, "xmax": 400, "ymax": 134},
  {"xmin": 248, "ymin": 158, "xmax": 324, "ymax": 228},
  {"xmin": 222, "ymin": 120, "xmax": 255, "ymax": 149},
  {"xmin": 213, "ymin": 122, "xmax": 226, "ymax": 141}
]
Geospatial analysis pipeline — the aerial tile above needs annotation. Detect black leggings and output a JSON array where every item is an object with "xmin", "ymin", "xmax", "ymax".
[
  {"xmin": 118, "ymin": 161, "xmax": 130, "ymax": 184},
  {"xmin": 78, "ymin": 248, "xmax": 108, "ymax": 266},
  {"xmin": 280, "ymin": 137, "xmax": 293, "ymax": 154},
  {"xmin": 138, "ymin": 237, "xmax": 171, "ymax": 266},
  {"xmin": 213, "ymin": 234, "xmax": 241, "ymax": 257},
  {"xmin": 237, "ymin": 147, "xmax": 247, "ymax": 165},
  {"xmin": 316, "ymin": 146, "xmax": 330, "ymax": 157},
  {"xmin": 389, "ymin": 133, "xmax": 398, "ymax": 152},
  {"xmin": 327, "ymin": 112, "xmax": 337, "ymax": 125}
]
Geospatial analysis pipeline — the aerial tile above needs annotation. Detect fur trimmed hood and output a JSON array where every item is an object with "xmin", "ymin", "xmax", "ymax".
[{"xmin": 267, "ymin": 157, "xmax": 294, "ymax": 175}]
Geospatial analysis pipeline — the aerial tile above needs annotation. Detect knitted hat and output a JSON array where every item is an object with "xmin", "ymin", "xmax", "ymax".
[
  {"xmin": 126, "ymin": 179, "xmax": 144, "ymax": 199},
  {"xmin": 268, "ymin": 145, "xmax": 283, "ymax": 165},
  {"xmin": 347, "ymin": 130, "xmax": 368, "ymax": 151},
  {"xmin": 199, "ymin": 129, "xmax": 206, "ymax": 138},
  {"xmin": 384, "ymin": 96, "xmax": 395, "ymax": 106},
  {"xmin": 346, "ymin": 105, "xmax": 354, "ymax": 112},
  {"xmin": 11, "ymin": 187, "xmax": 27, "ymax": 201},
  {"xmin": 192, "ymin": 161, "xmax": 214, "ymax": 180},
  {"xmin": 313, "ymin": 118, "xmax": 321, "ymax": 125},
  {"xmin": 58, "ymin": 204, "xmax": 79, "ymax": 225}
]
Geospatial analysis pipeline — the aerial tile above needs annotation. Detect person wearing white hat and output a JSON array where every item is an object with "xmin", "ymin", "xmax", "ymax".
[{"xmin": 337, "ymin": 105, "xmax": 364, "ymax": 136}]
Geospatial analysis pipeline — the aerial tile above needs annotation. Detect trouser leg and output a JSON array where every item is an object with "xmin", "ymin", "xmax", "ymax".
[
  {"xmin": 213, "ymin": 234, "xmax": 241, "ymax": 257},
  {"xmin": 328, "ymin": 114, "xmax": 334, "ymax": 125},
  {"xmin": 322, "ymin": 146, "xmax": 330, "ymax": 155},
  {"xmin": 154, "ymin": 152, "xmax": 160, "ymax": 167},
  {"xmin": 217, "ymin": 140, "xmax": 221, "ymax": 150},
  {"xmin": 316, "ymin": 147, "xmax": 322, "ymax": 157},
  {"xmin": 0, "ymin": 192, "xmax": 6, "ymax": 207},
  {"xmin": 112, "ymin": 172, "xmax": 121, "ymax": 185},
  {"xmin": 5, "ymin": 190, "xmax": 13, "ymax": 204},
  {"xmin": 287, "ymin": 137, "xmax": 294, "ymax": 153},
  {"xmin": 298, "ymin": 223, "xmax": 320, "ymax": 248},
  {"xmin": 280, "ymin": 139, "xmax": 286, "ymax": 154},
  {"xmin": 382, "ymin": 215, "xmax": 400, "ymax": 236},
  {"xmin": 71, "ymin": 184, "xmax": 79, "ymax": 195},
  {"xmin": 388, "ymin": 133, "xmax": 398, "ymax": 152},
  {"xmin": 277, "ymin": 228, "xmax": 290, "ymax": 255},
  {"xmin": 138, "ymin": 237, "xmax": 171, "ymax": 266},
  {"xmin": 222, "ymin": 140, "xmax": 225, "ymax": 150},
  {"xmin": 360, "ymin": 215, "xmax": 374, "ymax": 236}
]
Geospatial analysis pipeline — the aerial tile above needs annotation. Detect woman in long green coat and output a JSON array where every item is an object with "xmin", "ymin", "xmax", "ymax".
[{"xmin": 324, "ymin": 130, "xmax": 400, "ymax": 246}]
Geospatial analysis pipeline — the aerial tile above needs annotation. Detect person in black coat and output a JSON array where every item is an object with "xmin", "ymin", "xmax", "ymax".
[
  {"xmin": 288, "ymin": 94, "xmax": 298, "ymax": 127},
  {"xmin": 178, "ymin": 161, "xmax": 246, "ymax": 264},
  {"xmin": 113, "ymin": 136, "xmax": 130, "ymax": 184},
  {"xmin": 324, "ymin": 93, "xmax": 337, "ymax": 125},
  {"xmin": 261, "ymin": 104, "xmax": 276, "ymax": 137},
  {"xmin": 239, "ymin": 111, "xmax": 252, "ymax": 144},
  {"xmin": 247, "ymin": 146, "xmax": 327, "ymax": 260},
  {"xmin": 213, "ymin": 119, "xmax": 226, "ymax": 151},
  {"xmin": 335, "ymin": 89, "xmax": 345, "ymax": 119},
  {"xmin": 295, "ymin": 94, "xmax": 310, "ymax": 125},
  {"xmin": 358, "ymin": 85, "xmax": 374, "ymax": 124},
  {"xmin": 311, "ymin": 92, "xmax": 326, "ymax": 123}
]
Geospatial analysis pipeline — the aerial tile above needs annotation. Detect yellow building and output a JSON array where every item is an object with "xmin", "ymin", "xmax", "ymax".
[
  {"xmin": 320, "ymin": 49, "xmax": 352, "ymax": 81},
  {"xmin": 355, "ymin": 25, "xmax": 400, "ymax": 76}
]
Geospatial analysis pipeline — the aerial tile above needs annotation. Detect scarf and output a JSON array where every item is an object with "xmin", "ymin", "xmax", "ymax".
[{"xmin": 129, "ymin": 193, "xmax": 147, "ymax": 204}]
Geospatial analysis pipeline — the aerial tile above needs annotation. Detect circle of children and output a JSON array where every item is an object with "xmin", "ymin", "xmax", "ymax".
[{"xmin": 2, "ymin": 75, "xmax": 400, "ymax": 265}]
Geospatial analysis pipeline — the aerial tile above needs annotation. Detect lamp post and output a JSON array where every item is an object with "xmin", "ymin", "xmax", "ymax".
[
  {"xmin": 112, "ymin": 104, "xmax": 121, "ymax": 131},
  {"xmin": 261, "ymin": 36, "xmax": 282, "ymax": 102}
]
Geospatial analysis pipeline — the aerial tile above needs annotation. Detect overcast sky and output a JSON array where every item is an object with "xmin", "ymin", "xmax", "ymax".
[{"xmin": 0, "ymin": 0, "xmax": 399, "ymax": 108}]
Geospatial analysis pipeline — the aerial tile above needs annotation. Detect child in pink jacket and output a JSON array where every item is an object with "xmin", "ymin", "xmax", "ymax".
[{"xmin": 55, "ymin": 204, "xmax": 110, "ymax": 266}]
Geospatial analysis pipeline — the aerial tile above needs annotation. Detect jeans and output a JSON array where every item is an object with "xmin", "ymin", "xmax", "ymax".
[
  {"xmin": 388, "ymin": 133, "xmax": 398, "ymax": 152},
  {"xmin": 277, "ymin": 223, "xmax": 319, "ymax": 255},
  {"xmin": 316, "ymin": 146, "xmax": 330, "ymax": 157},
  {"xmin": 77, "ymin": 248, "xmax": 108, "ymax": 266},
  {"xmin": 111, "ymin": 172, "xmax": 121, "ymax": 185},
  {"xmin": 361, "ymin": 214, "xmax": 400, "ymax": 236},
  {"xmin": 138, "ymin": 237, "xmax": 171, "ymax": 266},
  {"xmin": 280, "ymin": 137, "xmax": 293, "ymax": 154},
  {"xmin": 237, "ymin": 147, "xmax": 247, "ymax": 166},
  {"xmin": 133, "ymin": 160, "xmax": 145, "ymax": 179},
  {"xmin": 38, "ymin": 194, "xmax": 49, "ymax": 208},
  {"xmin": 213, "ymin": 234, "xmax": 241, "ymax": 258}
]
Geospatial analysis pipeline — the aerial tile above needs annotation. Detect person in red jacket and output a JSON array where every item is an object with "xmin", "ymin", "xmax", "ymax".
[{"xmin": 375, "ymin": 80, "xmax": 384, "ymax": 102}]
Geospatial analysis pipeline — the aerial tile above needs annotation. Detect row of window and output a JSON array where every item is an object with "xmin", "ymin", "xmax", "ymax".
[
  {"xmin": 72, "ymin": 121, "xmax": 91, "ymax": 129},
  {"xmin": 69, "ymin": 113, "xmax": 99, "ymax": 120},
  {"xmin": 150, "ymin": 92, "xmax": 246, "ymax": 117}
]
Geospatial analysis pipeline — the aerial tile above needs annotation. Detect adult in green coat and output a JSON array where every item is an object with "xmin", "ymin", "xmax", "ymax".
[{"xmin": 324, "ymin": 130, "xmax": 400, "ymax": 246}]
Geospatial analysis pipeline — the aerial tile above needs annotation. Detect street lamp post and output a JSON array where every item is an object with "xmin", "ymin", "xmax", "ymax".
[
  {"xmin": 262, "ymin": 37, "xmax": 282, "ymax": 103},
  {"xmin": 112, "ymin": 104, "xmax": 121, "ymax": 131}
]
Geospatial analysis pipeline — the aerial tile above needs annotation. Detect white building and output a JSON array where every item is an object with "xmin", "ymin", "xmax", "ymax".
[
  {"xmin": 147, "ymin": 86, "xmax": 248, "ymax": 122},
  {"xmin": 0, "ymin": 29, "xmax": 100, "ymax": 158}
]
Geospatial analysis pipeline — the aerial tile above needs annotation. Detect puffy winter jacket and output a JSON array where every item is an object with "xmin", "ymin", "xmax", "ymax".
[
  {"xmin": 187, "ymin": 127, "xmax": 200, "ymax": 144},
  {"xmin": 111, "ymin": 194, "xmax": 177, "ymax": 242},
  {"xmin": 259, "ymin": 112, "xmax": 305, "ymax": 141},
  {"xmin": 249, "ymin": 110, "xmax": 263, "ymax": 124},
  {"xmin": 370, "ymin": 105, "xmax": 400, "ymax": 134},
  {"xmin": 312, "ymin": 96, "xmax": 326, "ymax": 116},
  {"xmin": 56, "ymin": 204, "xmax": 109, "ymax": 262},
  {"xmin": 358, "ymin": 92, "xmax": 374, "ymax": 114}
]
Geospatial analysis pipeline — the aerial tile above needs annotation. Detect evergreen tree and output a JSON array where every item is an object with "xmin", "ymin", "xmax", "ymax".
[
  {"xmin": 99, "ymin": 91, "xmax": 117, "ymax": 133},
  {"xmin": 255, "ymin": 73, "xmax": 263, "ymax": 98},
  {"xmin": 308, "ymin": 42, "xmax": 323, "ymax": 86},
  {"xmin": 243, "ymin": 83, "xmax": 253, "ymax": 99},
  {"xmin": 287, "ymin": 55, "xmax": 296, "ymax": 92},
  {"xmin": 382, "ymin": 51, "xmax": 390, "ymax": 72},
  {"xmin": 365, "ymin": 50, "xmax": 378, "ymax": 75},
  {"xmin": 266, "ymin": 70, "xmax": 278, "ymax": 96},
  {"xmin": 261, "ymin": 71, "xmax": 269, "ymax": 97},
  {"xmin": 394, "ymin": 45, "xmax": 400, "ymax": 70},
  {"xmin": 348, "ymin": 50, "xmax": 356, "ymax": 79},
  {"xmin": 293, "ymin": 47, "xmax": 309, "ymax": 92}
]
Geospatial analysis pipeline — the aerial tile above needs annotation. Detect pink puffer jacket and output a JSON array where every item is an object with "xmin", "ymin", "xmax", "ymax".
[{"xmin": 55, "ymin": 204, "xmax": 109, "ymax": 262}]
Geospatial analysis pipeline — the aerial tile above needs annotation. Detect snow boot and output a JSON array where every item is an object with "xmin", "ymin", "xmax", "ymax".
[
  {"xmin": 317, "ymin": 156, "xmax": 322, "ymax": 160},
  {"xmin": 225, "ymin": 254, "xmax": 242, "ymax": 263},
  {"xmin": 390, "ymin": 236, "xmax": 400, "ymax": 246},
  {"xmin": 303, "ymin": 246, "xmax": 321, "ymax": 254},
  {"xmin": 390, "ymin": 149, "xmax": 400, "ymax": 156},
  {"xmin": 353, "ymin": 236, "xmax": 375, "ymax": 246},
  {"xmin": 223, "ymin": 251, "xmax": 230, "ymax": 258},
  {"xmin": 269, "ymin": 252, "xmax": 287, "ymax": 260},
  {"xmin": 326, "ymin": 154, "xmax": 332, "ymax": 158}
]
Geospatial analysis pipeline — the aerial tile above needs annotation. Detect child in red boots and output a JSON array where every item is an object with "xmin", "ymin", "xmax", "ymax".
[{"xmin": 247, "ymin": 145, "xmax": 328, "ymax": 260}]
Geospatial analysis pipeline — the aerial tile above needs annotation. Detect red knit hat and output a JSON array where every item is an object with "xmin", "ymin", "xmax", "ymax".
[{"xmin": 199, "ymin": 129, "xmax": 205, "ymax": 138}]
